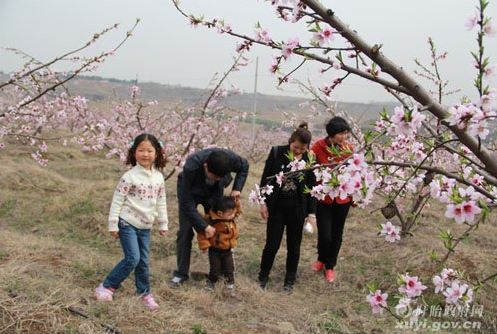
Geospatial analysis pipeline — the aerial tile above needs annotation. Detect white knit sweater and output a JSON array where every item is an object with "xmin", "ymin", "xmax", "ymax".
[{"xmin": 108, "ymin": 164, "xmax": 168, "ymax": 232}]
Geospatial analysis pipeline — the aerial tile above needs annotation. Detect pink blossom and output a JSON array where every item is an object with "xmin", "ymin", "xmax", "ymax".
[
  {"xmin": 433, "ymin": 275, "xmax": 445, "ymax": 293},
  {"xmin": 483, "ymin": 22, "xmax": 496, "ymax": 37},
  {"xmin": 380, "ymin": 221, "xmax": 401, "ymax": 243},
  {"xmin": 270, "ymin": 58, "xmax": 280, "ymax": 75},
  {"xmin": 443, "ymin": 281, "xmax": 469, "ymax": 305},
  {"xmin": 206, "ymin": 99, "xmax": 218, "ymax": 109},
  {"xmin": 39, "ymin": 141, "xmax": 48, "ymax": 153},
  {"xmin": 470, "ymin": 174, "xmax": 484, "ymax": 186},
  {"xmin": 460, "ymin": 186, "xmax": 483, "ymax": 201},
  {"xmin": 235, "ymin": 40, "xmax": 252, "ymax": 53},
  {"xmin": 410, "ymin": 108, "xmax": 426, "ymax": 128},
  {"xmin": 312, "ymin": 25, "xmax": 334, "ymax": 45},
  {"xmin": 410, "ymin": 307, "xmax": 425, "ymax": 323},
  {"xmin": 248, "ymin": 189, "xmax": 261, "ymax": 204},
  {"xmin": 366, "ymin": 66, "xmax": 381, "ymax": 77},
  {"xmin": 484, "ymin": 64, "xmax": 496, "ymax": 77},
  {"xmin": 435, "ymin": 268, "xmax": 459, "ymax": 289},
  {"xmin": 445, "ymin": 203, "xmax": 464, "ymax": 223},
  {"xmin": 287, "ymin": 158, "xmax": 306, "ymax": 172},
  {"xmin": 366, "ymin": 290, "xmax": 388, "ymax": 315},
  {"xmin": 276, "ymin": 171, "xmax": 285, "ymax": 186},
  {"xmin": 310, "ymin": 184, "xmax": 326, "ymax": 201},
  {"xmin": 394, "ymin": 297, "xmax": 412, "ymax": 313},
  {"xmin": 348, "ymin": 153, "xmax": 367, "ymax": 171},
  {"xmin": 398, "ymin": 273, "xmax": 427, "ymax": 298},
  {"xmin": 255, "ymin": 27, "xmax": 271, "ymax": 44},
  {"xmin": 281, "ymin": 37, "xmax": 299, "ymax": 58},
  {"xmin": 337, "ymin": 174, "xmax": 353, "ymax": 200},
  {"xmin": 375, "ymin": 120, "xmax": 386, "ymax": 131},
  {"xmin": 318, "ymin": 168, "xmax": 332, "ymax": 183},
  {"xmin": 469, "ymin": 121, "xmax": 490, "ymax": 139},
  {"xmin": 480, "ymin": 88, "xmax": 496, "ymax": 111},
  {"xmin": 465, "ymin": 13, "xmax": 478, "ymax": 30},
  {"xmin": 460, "ymin": 200, "xmax": 482, "ymax": 223},
  {"xmin": 261, "ymin": 184, "xmax": 274, "ymax": 196},
  {"xmin": 217, "ymin": 22, "xmax": 232, "ymax": 34},
  {"xmin": 391, "ymin": 106, "xmax": 405, "ymax": 124}
]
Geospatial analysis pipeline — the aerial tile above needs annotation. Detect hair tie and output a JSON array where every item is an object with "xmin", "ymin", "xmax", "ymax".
[
  {"xmin": 158, "ymin": 140, "xmax": 164, "ymax": 148},
  {"xmin": 129, "ymin": 140, "xmax": 134, "ymax": 148}
]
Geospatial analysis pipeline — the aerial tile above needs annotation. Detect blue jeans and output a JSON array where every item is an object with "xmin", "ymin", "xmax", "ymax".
[{"xmin": 103, "ymin": 218, "xmax": 151, "ymax": 295}]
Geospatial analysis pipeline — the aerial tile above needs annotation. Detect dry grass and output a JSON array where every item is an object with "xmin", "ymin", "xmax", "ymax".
[{"xmin": 0, "ymin": 141, "xmax": 496, "ymax": 334}]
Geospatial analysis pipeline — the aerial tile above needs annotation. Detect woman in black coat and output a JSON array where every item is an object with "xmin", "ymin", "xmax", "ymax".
[{"xmin": 258, "ymin": 122, "xmax": 316, "ymax": 292}]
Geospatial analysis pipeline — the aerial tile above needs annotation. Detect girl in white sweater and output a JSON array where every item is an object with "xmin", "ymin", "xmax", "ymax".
[{"xmin": 94, "ymin": 133, "xmax": 168, "ymax": 310}]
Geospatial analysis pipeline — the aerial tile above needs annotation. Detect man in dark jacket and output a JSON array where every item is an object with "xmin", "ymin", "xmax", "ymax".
[{"xmin": 168, "ymin": 148, "xmax": 249, "ymax": 288}]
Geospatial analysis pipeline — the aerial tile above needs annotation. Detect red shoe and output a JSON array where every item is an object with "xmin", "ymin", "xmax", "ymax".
[
  {"xmin": 324, "ymin": 269, "xmax": 335, "ymax": 282},
  {"xmin": 312, "ymin": 260, "xmax": 324, "ymax": 273}
]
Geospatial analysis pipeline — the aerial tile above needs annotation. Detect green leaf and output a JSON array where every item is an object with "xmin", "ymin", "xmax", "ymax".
[
  {"xmin": 428, "ymin": 249, "xmax": 439, "ymax": 261},
  {"xmin": 366, "ymin": 283, "xmax": 377, "ymax": 293},
  {"xmin": 284, "ymin": 150, "xmax": 295, "ymax": 161}
]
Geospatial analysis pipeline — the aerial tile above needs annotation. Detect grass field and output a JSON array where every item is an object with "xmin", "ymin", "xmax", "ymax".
[{"xmin": 0, "ymin": 140, "xmax": 496, "ymax": 333}]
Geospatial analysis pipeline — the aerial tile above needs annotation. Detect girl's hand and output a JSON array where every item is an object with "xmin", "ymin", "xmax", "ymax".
[
  {"xmin": 260, "ymin": 203, "xmax": 269, "ymax": 220},
  {"xmin": 110, "ymin": 231, "xmax": 119, "ymax": 239},
  {"xmin": 159, "ymin": 230, "xmax": 168, "ymax": 237}
]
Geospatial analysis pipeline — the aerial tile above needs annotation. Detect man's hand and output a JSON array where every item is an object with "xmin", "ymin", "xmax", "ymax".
[
  {"xmin": 260, "ymin": 203, "xmax": 269, "ymax": 220},
  {"xmin": 110, "ymin": 231, "xmax": 119, "ymax": 239},
  {"xmin": 159, "ymin": 230, "xmax": 168, "ymax": 237},
  {"xmin": 204, "ymin": 225, "xmax": 216, "ymax": 238},
  {"xmin": 230, "ymin": 190, "xmax": 241, "ymax": 199}
]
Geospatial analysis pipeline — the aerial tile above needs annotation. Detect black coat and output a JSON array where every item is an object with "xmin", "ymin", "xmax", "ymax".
[
  {"xmin": 178, "ymin": 148, "xmax": 249, "ymax": 232},
  {"xmin": 260, "ymin": 145, "xmax": 316, "ymax": 218}
]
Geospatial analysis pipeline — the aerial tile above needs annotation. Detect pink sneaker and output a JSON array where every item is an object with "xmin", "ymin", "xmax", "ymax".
[
  {"xmin": 324, "ymin": 269, "xmax": 335, "ymax": 282},
  {"xmin": 94, "ymin": 284, "xmax": 114, "ymax": 301},
  {"xmin": 312, "ymin": 260, "xmax": 324, "ymax": 273},
  {"xmin": 143, "ymin": 294, "xmax": 159, "ymax": 310}
]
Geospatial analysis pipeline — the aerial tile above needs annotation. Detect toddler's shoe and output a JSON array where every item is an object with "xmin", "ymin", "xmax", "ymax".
[
  {"xmin": 312, "ymin": 260, "xmax": 324, "ymax": 273},
  {"xmin": 226, "ymin": 284, "xmax": 236, "ymax": 297},
  {"xmin": 324, "ymin": 269, "xmax": 335, "ymax": 282},
  {"xmin": 168, "ymin": 276, "xmax": 188, "ymax": 288},
  {"xmin": 94, "ymin": 283, "xmax": 114, "ymax": 302},
  {"xmin": 205, "ymin": 280, "xmax": 215, "ymax": 292},
  {"xmin": 142, "ymin": 294, "xmax": 159, "ymax": 310}
]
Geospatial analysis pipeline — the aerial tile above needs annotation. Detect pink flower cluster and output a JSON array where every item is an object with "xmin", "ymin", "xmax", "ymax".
[
  {"xmin": 386, "ymin": 106, "xmax": 426, "ymax": 137},
  {"xmin": 379, "ymin": 221, "xmax": 401, "ymax": 243},
  {"xmin": 446, "ymin": 91, "xmax": 496, "ymax": 140},
  {"xmin": 367, "ymin": 273, "xmax": 427, "ymax": 322},
  {"xmin": 433, "ymin": 268, "xmax": 473, "ymax": 308},
  {"xmin": 430, "ymin": 176, "xmax": 484, "ymax": 224},
  {"xmin": 281, "ymin": 37, "xmax": 300, "ymax": 59},
  {"xmin": 248, "ymin": 184, "xmax": 274, "ymax": 204},
  {"xmin": 310, "ymin": 153, "xmax": 377, "ymax": 207}
]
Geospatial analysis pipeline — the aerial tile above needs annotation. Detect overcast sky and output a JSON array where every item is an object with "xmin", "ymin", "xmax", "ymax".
[{"xmin": 0, "ymin": 0, "xmax": 496, "ymax": 103}]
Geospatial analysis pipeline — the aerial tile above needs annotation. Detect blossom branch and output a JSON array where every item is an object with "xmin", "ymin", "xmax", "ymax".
[
  {"xmin": 438, "ymin": 218, "xmax": 482, "ymax": 266},
  {"xmin": 301, "ymin": 0, "xmax": 497, "ymax": 178},
  {"xmin": 371, "ymin": 161, "xmax": 496, "ymax": 201}
]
